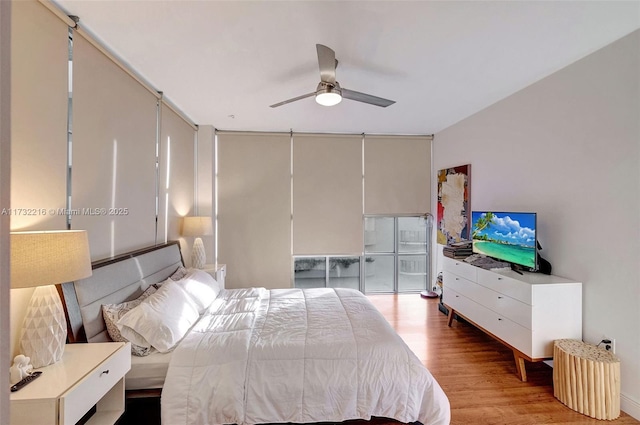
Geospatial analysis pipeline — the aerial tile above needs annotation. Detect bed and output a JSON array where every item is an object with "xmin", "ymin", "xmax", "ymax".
[{"xmin": 60, "ymin": 242, "xmax": 450, "ymax": 425}]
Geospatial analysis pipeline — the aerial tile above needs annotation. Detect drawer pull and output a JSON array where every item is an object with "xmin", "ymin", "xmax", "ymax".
[
  {"xmin": 497, "ymin": 296, "xmax": 503, "ymax": 299},
  {"xmin": 455, "ymin": 295, "xmax": 460, "ymax": 298},
  {"xmin": 498, "ymin": 277, "xmax": 503, "ymax": 280},
  {"xmin": 100, "ymin": 370, "xmax": 110, "ymax": 376},
  {"xmin": 498, "ymin": 318, "xmax": 503, "ymax": 321}
]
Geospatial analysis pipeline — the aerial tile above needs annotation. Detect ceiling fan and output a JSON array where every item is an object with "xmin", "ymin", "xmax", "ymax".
[{"xmin": 270, "ymin": 44, "xmax": 396, "ymax": 108}]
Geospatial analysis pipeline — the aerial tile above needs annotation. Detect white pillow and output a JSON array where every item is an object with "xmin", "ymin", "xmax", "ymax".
[
  {"xmin": 117, "ymin": 280, "xmax": 200, "ymax": 353},
  {"xmin": 102, "ymin": 286, "xmax": 157, "ymax": 356},
  {"xmin": 175, "ymin": 269, "xmax": 221, "ymax": 313}
]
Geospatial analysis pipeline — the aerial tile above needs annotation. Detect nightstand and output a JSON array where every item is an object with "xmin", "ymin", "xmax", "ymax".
[
  {"xmin": 10, "ymin": 342, "xmax": 131, "ymax": 425},
  {"xmin": 202, "ymin": 263, "xmax": 226, "ymax": 289}
]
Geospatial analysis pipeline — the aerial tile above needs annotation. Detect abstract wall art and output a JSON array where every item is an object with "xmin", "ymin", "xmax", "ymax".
[{"xmin": 437, "ymin": 164, "xmax": 471, "ymax": 245}]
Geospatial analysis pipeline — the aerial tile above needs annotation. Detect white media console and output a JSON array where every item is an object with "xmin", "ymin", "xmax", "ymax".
[{"xmin": 442, "ymin": 256, "xmax": 582, "ymax": 381}]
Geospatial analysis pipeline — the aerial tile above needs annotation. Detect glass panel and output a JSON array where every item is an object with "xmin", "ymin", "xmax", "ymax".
[
  {"xmin": 364, "ymin": 217, "xmax": 394, "ymax": 253},
  {"xmin": 328, "ymin": 257, "xmax": 360, "ymax": 290},
  {"xmin": 294, "ymin": 257, "xmax": 326, "ymax": 289},
  {"xmin": 398, "ymin": 216, "xmax": 428, "ymax": 253},
  {"xmin": 364, "ymin": 255, "xmax": 394, "ymax": 293},
  {"xmin": 398, "ymin": 254, "xmax": 427, "ymax": 292}
]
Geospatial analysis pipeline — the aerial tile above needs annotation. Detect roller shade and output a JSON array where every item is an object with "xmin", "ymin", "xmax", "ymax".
[
  {"xmin": 157, "ymin": 102, "xmax": 196, "ymax": 258},
  {"xmin": 364, "ymin": 135, "xmax": 431, "ymax": 215},
  {"xmin": 217, "ymin": 132, "xmax": 291, "ymax": 289},
  {"xmin": 71, "ymin": 33, "xmax": 158, "ymax": 259},
  {"xmin": 10, "ymin": 0, "xmax": 68, "ymax": 231},
  {"xmin": 293, "ymin": 133, "xmax": 363, "ymax": 255}
]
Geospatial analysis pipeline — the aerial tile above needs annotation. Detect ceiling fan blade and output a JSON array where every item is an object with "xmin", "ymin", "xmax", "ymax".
[
  {"xmin": 316, "ymin": 44, "xmax": 336, "ymax": 84},
  {"xmin": 269, "ymin": 92, "xmax": 315, "ymax": 108},
  {"xmin": 341, "ymin": 88, "xmax": 396, "ymax": 107}
]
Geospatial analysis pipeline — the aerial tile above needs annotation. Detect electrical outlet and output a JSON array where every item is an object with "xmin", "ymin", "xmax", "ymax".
[{"xmin": 602, "ymin": 336, "xmax": 616, "ymax": 354}]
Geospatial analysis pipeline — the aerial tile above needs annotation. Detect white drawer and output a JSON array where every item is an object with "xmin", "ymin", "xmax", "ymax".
[
  {"xmin": 443, "ymin": 257, "xmax": 477, "ymax": 282},
  {"xmin": 490, "ymin": 314, "xmax": 532, "ymax": 357},
  {"xmin": 443, "ymin": 286, "xmax": 484, "ymax": 323},
  {"xmin": 442, "ymin": 286, "xmax": 466, "ymax": 313},
  {"xmin": 60, "ymin": 345, "xmax": 130, "ymax": 425},
  {"xmin": 485, "ymin": 292, "xmax": 532, "ymax": 330},
  {"xmin": 476, "ymin": 267, "xmax": 532, "ymax": 304},
  {"xmin": 446, "ymin": 270, "xmax": 532, "ymax": 330},
  {"xmin": 444, "ymin": 286, "xmax": 533, "ymax": 357},
  {"xmin": 443, "ymin": 287, "xmax": 492, "ymax": 331},
  {"xmin": 443, "ymin": 271, "xmax": 478, "ymax": 296},
  {"xmin": 463, "ymin": 300, "xmax": 532, "ymax": 357}
]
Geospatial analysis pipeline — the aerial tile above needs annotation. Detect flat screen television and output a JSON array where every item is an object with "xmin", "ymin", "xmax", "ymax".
[{"xmin": 471, "ymin": 211, "xmax": 537, "ymax": 270}]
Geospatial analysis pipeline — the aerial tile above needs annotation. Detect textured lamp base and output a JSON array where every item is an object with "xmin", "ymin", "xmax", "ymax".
[
  {"xmin": 191, "ymin": 237, "xmax": 206, "ymax": 269},
  {"xmin": 20, "ymin": 285, "xmax": 67, "ymax": 368}
]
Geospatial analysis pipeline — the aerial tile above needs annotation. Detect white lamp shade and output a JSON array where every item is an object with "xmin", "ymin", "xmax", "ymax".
[
  {"xmin": 11, "ymin": 230, "xmax": 93, "ymax": 367},
  {"xmin": 181, "ymin": 216, "xmax": 213, "ymax": 237},
  {"xmin": 11, "ymin": 230, "xmax": 93, "ymax": 289}
]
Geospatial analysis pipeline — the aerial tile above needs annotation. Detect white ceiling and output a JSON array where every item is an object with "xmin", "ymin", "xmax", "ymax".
[{"xmin": 53, "ymin": 0, "xmax": 640, "ymax": 135}]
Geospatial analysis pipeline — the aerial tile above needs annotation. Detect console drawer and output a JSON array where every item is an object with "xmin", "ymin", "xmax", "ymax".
[
  {"xmin": 442, "ymin": 257, "xmax": 477, "ymax": 282},
  {"xmin": 489, "ymin": 313, "xmax": 532, "ymax": 356},
  {"xmin": 442, "ymin": 286, "xmax": 468, "ymax": 314},
  {"xmin": 485, "ymin": 292, "xmax": 532, "ymax": 330},
  {"xmin": 443, "ymin": 286, "xmax": 492, "ymax": 331},
  {"xmin": 60, "ymin": 344, "xmax": 130, "ymax": 425},
  {"xmin": 477, "ymin": 267, "xmax": 532, "ymax": 304},
  {"xmin": 443, "ymin": 271, "xmax": 481, "ymax": 299}
]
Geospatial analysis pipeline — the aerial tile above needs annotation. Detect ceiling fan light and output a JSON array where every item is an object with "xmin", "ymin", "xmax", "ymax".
[{"xmin": 315, "ymin": 91, "xmax": 342, "ymax": 106}]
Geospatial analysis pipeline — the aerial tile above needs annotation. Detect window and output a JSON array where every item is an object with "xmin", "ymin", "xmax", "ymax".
[
  {"xmin": 293, "ymin": 215, "xmax": 432, "ymax": 294},
  {"xmin": 365, "ymin": 216, "xmax": 430, "ymax": 293}
]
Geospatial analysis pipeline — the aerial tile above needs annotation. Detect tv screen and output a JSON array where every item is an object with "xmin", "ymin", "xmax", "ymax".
[{"xmin": 471, "ymin": 211, "xmax": 537, "ymax": 270}]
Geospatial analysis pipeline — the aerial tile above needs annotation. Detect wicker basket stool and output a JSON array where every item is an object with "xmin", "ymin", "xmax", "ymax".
[{"xmin": 553, "ymin": 339, "xmax": 620, "ymax": 420}]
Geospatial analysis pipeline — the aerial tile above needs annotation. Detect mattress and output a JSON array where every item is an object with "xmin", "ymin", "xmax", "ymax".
[{"xmin": 126, "ymin": 350, "xmax": 172, "ymax": 390}]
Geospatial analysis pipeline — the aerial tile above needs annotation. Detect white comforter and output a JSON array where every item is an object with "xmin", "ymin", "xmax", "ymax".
[{"xmin": 161, "ymin": 287, "xmax": 450, "ymax": 425}]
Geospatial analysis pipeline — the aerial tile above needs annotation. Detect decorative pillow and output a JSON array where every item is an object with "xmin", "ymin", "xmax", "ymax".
[
  {"xmin": 102, "ymin": 286, "xmax": 157, "ymax": 356},
  {"xmin": 174, "ymin": 269, "xmax": 221, "ymax": 314},
  {"xmin": 153, "ymin": 266, "xmax": 189, "ymax": 289},
  {"xmin": 169, "ymin": 266, "xmax": 189, "ymax": 281},
  {"xmin": 117, "ymin": 280, "xmax": 200, "ymax": 353},
  {"xmin": 153, "ymin": 277, "xmax": 171, "ymax": 289}
]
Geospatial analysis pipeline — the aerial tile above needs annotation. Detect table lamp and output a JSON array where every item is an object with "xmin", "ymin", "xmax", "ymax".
[
  {"xmin": 181, "ymin": 216, "xmax": 213, "ymax": 269},
  {"xmin": 11, "ymin": 230, "xmax": 92, "ymax": 368}
]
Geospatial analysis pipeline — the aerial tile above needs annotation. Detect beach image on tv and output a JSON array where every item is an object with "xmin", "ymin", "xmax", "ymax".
[{"xmin": 471, "ymin": 211, "xmax": 537, "ymax": 269}]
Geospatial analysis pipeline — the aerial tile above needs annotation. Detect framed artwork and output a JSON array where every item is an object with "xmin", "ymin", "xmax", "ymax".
[{"xmin": 437, "ymin": 164, "xmax": 471, "ymax": 245}]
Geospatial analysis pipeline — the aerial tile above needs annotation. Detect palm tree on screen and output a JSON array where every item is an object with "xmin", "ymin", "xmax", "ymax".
[{"xmin": 472, "ymin": 212, "xmax": 496, "ymax": 239}]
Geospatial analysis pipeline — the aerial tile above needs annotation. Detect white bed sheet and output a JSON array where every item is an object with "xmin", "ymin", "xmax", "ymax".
[
  {"xmin": 161, "ymin": 287, "xmax": 450, "ymax": 425},
  {"xmin": 126, "ymin": 350, "xmax": 172, "ymax": 390}
]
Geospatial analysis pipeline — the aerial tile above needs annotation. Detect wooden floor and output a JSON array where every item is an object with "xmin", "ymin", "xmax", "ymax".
[
  {"xmin": 119, "ymin": 294, "xmax": 639, "ymax": 425},
  {"xmin": 367, "ymin": 294, "xmax": 639, "ymax": 425}
]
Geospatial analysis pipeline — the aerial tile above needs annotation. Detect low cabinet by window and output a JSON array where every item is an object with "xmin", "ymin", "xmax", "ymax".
[
  {"xmin": 294, "ymin": 256, "xmax": 360, "ymax": 290},
  {"xmin": 294, "ymin": 215, "xmax": 431, "ymax": 294}
]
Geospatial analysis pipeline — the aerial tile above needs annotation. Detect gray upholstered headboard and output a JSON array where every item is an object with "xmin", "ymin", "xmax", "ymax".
[{"xmin": 60, "ymin": 241, "xmax": 184, "ymax": 343}]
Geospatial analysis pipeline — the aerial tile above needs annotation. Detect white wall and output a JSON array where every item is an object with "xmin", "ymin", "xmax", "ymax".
[
  {"xmin": 0, "ymin": 0, "xmax": 11, "ymax": 421},
  {"xmin": 433, "ymin": 30, "xmax": 640, "ymax": 418}
]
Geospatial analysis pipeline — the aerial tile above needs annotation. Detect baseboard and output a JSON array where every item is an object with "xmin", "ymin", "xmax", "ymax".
[{"xmin": 621, "ymin": 393, "xmax": 640, "ymax": 420}]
